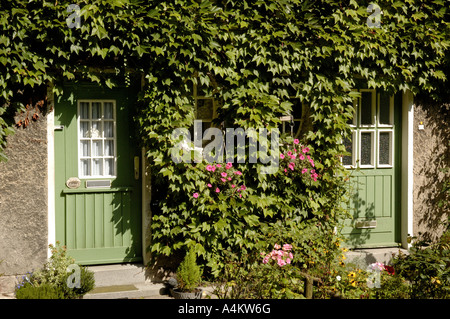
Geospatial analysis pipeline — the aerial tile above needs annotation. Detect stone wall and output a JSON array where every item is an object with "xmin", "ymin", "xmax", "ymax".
[
  {"xmin": 0, "ymin": 100, "xmax": 49, "ymax": 276},
  {"xmin": 413, "ymin": 99, "xmax": 450, "ymax": 243}
]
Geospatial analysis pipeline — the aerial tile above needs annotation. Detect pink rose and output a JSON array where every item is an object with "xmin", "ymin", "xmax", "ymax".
[{"xmin": 277, "ymin": 259, "xmax": 286, "ymax": 267}]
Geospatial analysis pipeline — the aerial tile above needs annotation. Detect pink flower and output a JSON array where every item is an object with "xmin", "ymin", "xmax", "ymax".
[
  {"xmin": 234, "ymin": 171, "xmax": 242, "ymax": 175},
  {"xmin": 286, "ymin": 258, "xmax": 291, "ymax": 264},
  {"xmin": 220, "ymin": 178, "xmax": 226, "ymax": 182},
  {"xmin": 302, "ymin": 168, "xmax": 308, "ymax": 174},
  {"xmin": 274, "ymin": 244, "xmax": 281, "ymax": 250},
  {"xmin": 290, "ymin": 155, "xmax": 296, "ymax": 160},
  {"xmin": 282, "ymin": 244, "xmax": 292, "ymax": 251},
  {"xmin": 231, "ymin": 184, "xmax": 236, "ymax": 188},
  {"xmin": 193, "ymin": 193, "xmax": 199, "ymax": 198},
  {"xmin": 227, "ymin": 177, "xmax": 232, "ymax": 181},
  {"xmin": 216, "ymin": 164, "xmax": 222, "ymax": 168},
  {"xmin": 240, "ymin": 185, "xmax": 246, "ymax": 190},
  {"xmin": 215, "ymin": 187, "xmax": 220, "ymax": 193},
  {"xmin": 207, "ymin": 183, "xmax": 212, "ymax": 187},
  {"xmin": 262, "ymin": 256, "xmax": 269, "ymax": 264},
  {"xmin": 221, "ymin": 172, "xmax": 227, "ymax": 177},
  {"xmin": 206, "ymin": 165, "xmax": 213, "ymax": 171},
  {"xmin": 287, "ymin": 151, "xmax": 292, "ymax": 156},
  {"xmin": 310, "ymin": 159, "xmax": 315, "ymax": 167},
  {"xmin": 302, "ymin": 147, "xmax": 310, "ymax": 153},
  {"xmin": 280, "ymin": 153, "xmax": 285, "ymax": 159},
  {"xmin": 293, "ymin": 139, "xmax": 299, "ymax": 144},
  {"xmin": 226, "ymin": 162, "xmax": 233, "ymax": 169},
  {"xmin": 277, "ymin": 258, "xmax": 286, "ymax": 267},
  {"xmin": 288, "ymin": 162, "xmax": 295, "ymax": 170},
  {"xmin": 299, "ymin": 155, "xmax": 305, "ymax": 160},
  {"xmin": 310, "ymin": 169, "xmax": 315, "ymax": 174},
  {"xmin": 284, "ymin": 168, "xmax": 287, "ymax": 173}
]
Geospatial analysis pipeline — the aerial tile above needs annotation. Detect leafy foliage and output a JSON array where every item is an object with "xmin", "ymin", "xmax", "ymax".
[
  {"xmin": 176, "ymin": 249, "xmax": 203, "ymax": 292},
  {"xmin": 1, "ymin": 0, "xmax": 449, "ymax": 280},
  {"xmin": 15, "ymin": 242, "xmax": 95, "ymax": 299}
]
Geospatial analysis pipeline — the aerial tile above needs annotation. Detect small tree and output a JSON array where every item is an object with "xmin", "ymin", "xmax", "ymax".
[{"xmin": 176, "ymin": 249, "xmax": 202, "ymax": 292}]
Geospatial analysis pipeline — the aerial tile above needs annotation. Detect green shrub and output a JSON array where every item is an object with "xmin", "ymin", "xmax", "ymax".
[
  {"xmin": 392, "ymin": 236, "xmax": 450, "ymax": 299},
  {"xmin": 15, "ymin": 283, "xmax": 64, "ymax": 299},
  {"xmin": 176, "ymin": 249, "xmax": 203, "ymax": 292},
  {"xmin": 213, "ymin": 245, "xmax": 305, "ymax": 299},
  {"xmin": 15, "ymin": 242, "xmax": 95, "ymax": 299},
  {"xmin": 61, "ymin": 266, "xmax": 96, "ymax": 299}
]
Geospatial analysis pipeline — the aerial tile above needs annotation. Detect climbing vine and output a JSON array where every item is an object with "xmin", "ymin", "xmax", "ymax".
[{"xmin": 1, "ymin": 0, "xmax": 449, "ymax": 274}]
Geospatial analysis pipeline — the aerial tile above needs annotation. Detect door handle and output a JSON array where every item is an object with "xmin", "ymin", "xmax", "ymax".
[{"xmin": 134, "ymin": 156, "xmax": 140, "ymax": 180}]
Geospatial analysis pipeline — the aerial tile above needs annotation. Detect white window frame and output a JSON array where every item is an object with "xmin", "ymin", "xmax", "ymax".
[
  {"xmin": 77, "ymin": 99, "xmax": 117, "ymax": 179},
  {"xmin": 342, "ymin": 131, "xmax": 357, "ymax": 168},
  {"xmin": 377, "ymin": 93, "xmax": 394, "ymax": 127},
  {"xmin": 358, "ymin": 89, "xmax": 376, "ymax": 128},
  {"xmin": 377, "ymin": 129, "xmax": 394, "ymax": 168},
  {"xmin": 359, "ymin": 130, "xmax": 376, "ymax": 168}
]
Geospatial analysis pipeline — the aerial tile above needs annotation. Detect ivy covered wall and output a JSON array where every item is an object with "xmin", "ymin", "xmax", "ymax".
[{"xmin": 0, "ymin": 0, "xmax": 449, "ymax": 276}]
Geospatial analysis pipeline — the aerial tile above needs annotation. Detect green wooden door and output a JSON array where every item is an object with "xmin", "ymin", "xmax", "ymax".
[
  {"xmin": 54, "ymin": 83, "xmax": 142, "ymax": 265},
  {"xmin": 342, "ymin": 90, "xmax": 401, "ymax": 248}
]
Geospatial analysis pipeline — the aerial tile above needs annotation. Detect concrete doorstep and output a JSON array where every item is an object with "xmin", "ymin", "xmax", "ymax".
[{"xmin": 84, "ymin": 263, "xmax": 172, "ymax": 299}]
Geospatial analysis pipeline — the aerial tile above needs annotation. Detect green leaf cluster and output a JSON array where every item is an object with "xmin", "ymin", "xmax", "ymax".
[{"xmin": 0, "ymin": 0, "xmax": 449, "ymax": 279}]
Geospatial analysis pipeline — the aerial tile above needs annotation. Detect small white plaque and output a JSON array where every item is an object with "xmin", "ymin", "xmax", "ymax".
[{"xmin": 66, "ymin": 177, "xmax": 81, "ymax": 189}]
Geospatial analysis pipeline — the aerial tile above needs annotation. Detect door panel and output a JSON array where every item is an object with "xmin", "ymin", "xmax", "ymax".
[
  {"xmin": 342, "ymin": 90, "xmax": 401, "ymax": 248},
  {"xmin": 55, "ymin": 83, "xmax": 142, "ymax": 265}
]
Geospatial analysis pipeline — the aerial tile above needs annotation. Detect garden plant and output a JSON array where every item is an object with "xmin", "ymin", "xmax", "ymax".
[{"xmin": 0, "ymin": 0, "xmax": 449, "ymax": 299}]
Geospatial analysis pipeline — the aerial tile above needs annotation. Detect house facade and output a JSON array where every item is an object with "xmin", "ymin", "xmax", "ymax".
[{"xmin": 0, "ymin": 82, "xmax": 448, "ymax": 282}]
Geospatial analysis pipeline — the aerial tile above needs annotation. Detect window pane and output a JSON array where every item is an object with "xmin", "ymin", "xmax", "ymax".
[
  {"xmin": 81, "ymin": 159, "xmax": 91, "ymax": 176},
  {"xmin": 379, "ymin": 132, "xmax": 391, "ymax": 165},
  {"xmin": 92, "ymin": 140, "xmax": 103, "ymax": 156},
  {"xmin": 92, "ymin": 159, "xmax": 103, "ymax": 176},
  {"xmin": 360, "ymin": 132, "xmax": 373, "ymax": 165},
  {"xmin": 104, "ymin": 140, "xmax": 114, "ymax": 156},
  {"xmin": 104, "ymin": 121, "xmax": 114, "ymax": 137},
  {"xmin": 92, "ymin": 102, "xmax": 101, "ymax": 119},
  {"xmin": 80, "ymin": 121, "xmax": 90, "ymax": 138},
  {"xmin": 343, "ymin": 135, "xmax": 353, "ymax": 166},
  {"xmin": 379, "ymin": 93, "xmax": 391, "ymax": 125},
  {"xmin": 80, "ymin": 140, "xmax": 90, "ymax": 157},
  {"xmin": 104, "ymin": 102, "xmax": 114, "ymax": 119},
  {"xmin": 80, "ymin": 102, "xmax": 90, "ymax": 119},
  {"xmin": 197, "ymin": 99, "xmax": 213, "ymax": 120},
  {"xmin": 91, "ymin": 121, "xmax": 101, "ymax": 138},
  {"xmin": 104, "ymin": 159, "xmax": 114, "ymax": 176},
  {"xmin": 360, "ymin": 92, "xmax": 373, "ymax": 125}
]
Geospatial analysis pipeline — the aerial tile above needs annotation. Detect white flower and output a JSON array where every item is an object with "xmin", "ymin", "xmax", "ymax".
[{"xmin": 336, "ymin": 275, "xmax": 341, "ymax": 281}]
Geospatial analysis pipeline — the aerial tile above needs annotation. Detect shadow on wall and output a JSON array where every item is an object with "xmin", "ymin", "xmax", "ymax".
[{"xmin": 414, "ymin": 98, "xmax": 450, "ymax": 243}]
